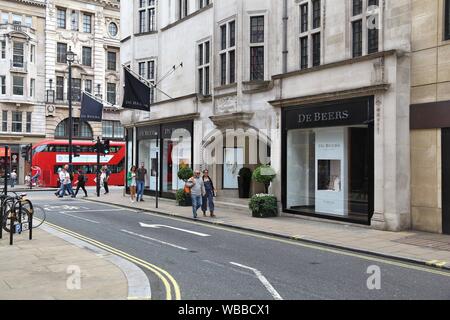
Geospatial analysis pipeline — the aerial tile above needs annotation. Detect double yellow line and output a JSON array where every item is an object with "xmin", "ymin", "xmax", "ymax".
[{"xmin": 44, "ymin": 221, "xmax": 181, "ymax": 300}]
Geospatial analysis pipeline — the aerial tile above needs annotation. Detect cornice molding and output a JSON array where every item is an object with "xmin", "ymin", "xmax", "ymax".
[{"xmin": 5, "ymin": 0, "xmax": 46, "ymax": 8}]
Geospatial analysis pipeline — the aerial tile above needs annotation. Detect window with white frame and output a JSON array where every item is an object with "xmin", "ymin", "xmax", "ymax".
[
  {"xmin": 107, "ymin": 82, "xmax": 116, "ymax": 105},
  {"xmin": 350, "ymin": 0, "xmax": 380, "ymax": 58},
  {"xmin": 57, "ymin": 42, "xmax": 67, "ymax": 63},
  {"xmin": 218, "ymin": 20, "xmax": 236, "ymax": 86},
  {"xmin": 199, "ymin": 0, "xmax": 210, "ymax": 9},
  {"xmin": 299, "ymin": 0, "xmax": 322, "ymax": 69},
  {"xmin": 83, "ymin": 13, "xmax": 92, "ymax": 33},
  {"xmin": 85, "ymin": 79, "xmax": 92, "ymax": 93},
  {"xmin": 82, "ymin": 46, "xmax": 92, "ymax": 66},
  {"xmin": 57, "ymin": 8, "xmax": 66, "ymax": 29},
  {"xmin": 25, "ymin": 16, "xmax": 32, "ymax": 28},
  {"xmin": 26, "ymin": 112, "xmax": 31, "ymax": 133},
  {"xmin": 102, "ymin": 120, "xmax": 124, "ymax": 139},
  {"xmin": 12, "ymin": 76, "xmax": 24, "ymax": 96},
  {"xmin": 1, "ymin": 13, "xmax": 8, "ymax": 24},
  {"xmin": 30, "ymin": 78, "xmax": 35, "ymax": 97},
  {"xmin": 138, "ymin": 0, "xmax": 156, "ymax": 33},
  {"xmin": 198, "ymin": 40, "xmax": 210, "ymax": 95},
  {"xmin": 1, "ymin": 40, "xmax": 5, "ymax": 59},
  {"xmin": 138, "ymin": 60, "xmax": 156, "ymax": 103},
  {"xmin": 250, "ymin": 16, "xmax": 265, "ymax": 81},
  {"xmin": 11, "ymin": 111, "xmax": 22, "ymax": 132},
  {"xmin": 178, "ymin": 0, "xmax": 188, "ymax": 20},
  {"xmin": 71, "ymin": 10, "xmax": 79, "ymax": 31},
  {"xmin": 0, "ymin": 76, "xmax": 5, "ymax": 95},
  {"xmin": 56, "ymin": 76, "xmax": 64, "ymax": 100},
  {"xmin": 12, "ymin": 14, "xmax": 21, "ymax": 25},
  {"xmin": 2, "ymin": 111, "xmax": 7, "ymax": 132},
  {"xmin": 30, "ymin": 44, "xmax": 35, "ymax": 63},
  {"xmin": 107, "ymin": 51, "xmax": 117, "ymax": 71},
  {"xmin": 12, "ymin": 42, "xmax": 24, "ymax": 68}
]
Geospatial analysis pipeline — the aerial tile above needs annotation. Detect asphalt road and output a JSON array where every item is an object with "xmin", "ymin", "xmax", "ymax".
[{"xmin": 28, "ymin": 191, "xmax": 450, "ymax": 300}]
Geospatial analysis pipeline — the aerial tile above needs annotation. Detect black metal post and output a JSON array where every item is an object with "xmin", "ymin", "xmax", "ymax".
[
  {"xmin": 28, "ymin": 200, "xmax": 33, "ymax": 240},
  {"xmin": 68, "ymin": 59, "xmax": 73, "ymax": 176},
  {"xmin": 3, "ymin": 145, "xmax": 8, "ymax": 195},
  {"xmin": 96, "ymin": 137, "xmax": 101, "ymax": 197},
  {"xmin": 9, "ymin": 207, "xmax": 14, "ymax": 245},
  {"xmin": 155, "ymin": 151, "xmax": 159, "ymax": 209},
  {"xmin": 29, "ymin": 144, "xmax": 32, "ymax": 190}
]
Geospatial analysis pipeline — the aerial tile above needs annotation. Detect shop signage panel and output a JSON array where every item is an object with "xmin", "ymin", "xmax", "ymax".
[{"xmin": 284, "ymin": 97, "xmax": 373, "ymax": 130}]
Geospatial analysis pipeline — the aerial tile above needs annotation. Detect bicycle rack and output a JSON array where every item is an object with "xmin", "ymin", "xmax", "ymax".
[{"xmin": 0, "ymin": 145, "xmax": 33, "ymax": 245}]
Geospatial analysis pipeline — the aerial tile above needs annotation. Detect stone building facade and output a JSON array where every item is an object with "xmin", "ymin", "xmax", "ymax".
[
  {"xmin": 0, "ymin": 0, "xmax": 46, "ymax": 183},
  {"xmin": 44, "ymin": 0, "xmax": 123, "ymax": 143},
  {"xmin": 410, "ymin": 0, "xmax": 450, "ymax": 234},
  {"xmin": 120, "ymin": 0, "xmax": 413, "ymax": 231}
]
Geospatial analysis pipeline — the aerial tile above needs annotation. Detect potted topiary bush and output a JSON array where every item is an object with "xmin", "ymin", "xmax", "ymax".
[
  {"xmin": 237, "ymin": 167, "xmax": 252, "ymax": 198},
  {"xmin": 252, "ymin": 165, "xmax": 276, "ymax": 194},
  {"xmin": 177, "ymin": 166, "xmax": 194, "ymax": 206},
  {"xmin": 249, "ymin": 194, "xmax": 278, "ymax": 218}
]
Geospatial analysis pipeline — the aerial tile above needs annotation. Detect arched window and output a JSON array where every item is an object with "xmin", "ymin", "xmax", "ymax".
[{"xmin": 55, "ymin": 118, "xmax": 93, "ymax": 139}]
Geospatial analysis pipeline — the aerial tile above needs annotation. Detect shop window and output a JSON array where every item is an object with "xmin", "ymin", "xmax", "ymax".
[{"xmin": 286, "ymin": 126, "xmax": 371, "ymax": 222}]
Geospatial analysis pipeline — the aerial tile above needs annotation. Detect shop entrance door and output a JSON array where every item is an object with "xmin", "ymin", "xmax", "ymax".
[{"xmin": 442, "ymin": 128, "xmax": 450, "ymax": 234}]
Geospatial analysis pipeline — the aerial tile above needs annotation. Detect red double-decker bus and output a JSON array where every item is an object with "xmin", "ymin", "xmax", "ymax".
[{"xmin": 31, "ymin": 140, "xmax": 126, "ymax": 187}]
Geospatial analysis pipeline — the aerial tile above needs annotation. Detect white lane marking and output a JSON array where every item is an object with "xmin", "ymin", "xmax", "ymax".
[
  {"xmin": 60, "ymin": 209, "xmax": 133, "ymax": 213},
  {"xmin": 139, "ymin": 223, "xmax": 211, "ymax": 237},
  {"xmin": 121, "ymin": 229, "xmax": 189, "ymax": 251},
  {"xmin": 57, "ymin": 212, "xmax": 100, "ymax": 224},
  {"xmin": 230, "ymin": 262, "xmax": 283, "ymax": 300}
]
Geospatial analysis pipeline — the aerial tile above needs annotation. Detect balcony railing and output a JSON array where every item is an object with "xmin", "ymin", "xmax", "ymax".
[{"xmin": 10, "ymin": 60, "xmax": 27, "ymax": 72}]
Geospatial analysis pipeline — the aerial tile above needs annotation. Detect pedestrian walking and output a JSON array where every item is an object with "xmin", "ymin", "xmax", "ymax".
[
  {"xmin": 74, "ymin": 170, "xmax": 88, "ymax": 197},
  {"xmin": 10, "ymin": 170, "xmax": 17, "ymax": 188},
  {"xmin": 103, "ymin": 165, "xmax": 111, "ymax": 195},
  {"xmin": 127, "ymin": 166, "xmax": 137, "ymax": 203},
  {"xmin": 136, "ymin": 162, "xmax": 147, "ymax": 202},
  {"xmin": 59, "ymin": 165, "xmax": 75, "ymax": 198},
  {"xmin": 187, "ymin": 169, "xmax": 205, "ymax": 219},
  {"xmin": 55, "ymin": 167, "xmax": 65, "ymax": 197},
  {"xmin": 201, "ymin": 169, "xmax": 216, "ymax": 217}
]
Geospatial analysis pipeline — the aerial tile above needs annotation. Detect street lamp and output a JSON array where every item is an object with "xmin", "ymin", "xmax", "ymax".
[{"xmin": 66, "ymin": 46, "xmax": 76, "ymax": 175}]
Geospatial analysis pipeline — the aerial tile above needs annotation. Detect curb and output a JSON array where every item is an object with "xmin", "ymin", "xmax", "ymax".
[
  {"xmin": 9, "ymin": 188, "xmax": 58, "ymax": 193},
  {"xmin": 40, "ymin": 223, "xmax": 152, "ymax": 300},
  {"xmin": 82, "ymin": 197, "xmax": 450, "ymax": 272}
]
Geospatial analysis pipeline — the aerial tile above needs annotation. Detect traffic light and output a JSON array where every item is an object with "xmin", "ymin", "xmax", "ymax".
[
  {"xmin": 74, "ymin": 145, "xmax": 81, "ymax": 158},
  {"xmin": 21, "ymin": 144, "xmax": 32, "ymax": 162},
  {"xmin": 103, "ymin": 139, "xmax": 110, "ymax": 155}
]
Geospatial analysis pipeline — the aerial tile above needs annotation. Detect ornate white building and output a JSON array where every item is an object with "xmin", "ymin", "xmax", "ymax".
[
  {"xmin": 121, "ymin": 0, "xmax": 412, "ymax": 232},
  {"xmin": 44, "ymin": 0, "xmax": 124, "ymax": 142},
  {"xmin": 0, "ymin": 0, "xmax": 46, "ymax": 183}
]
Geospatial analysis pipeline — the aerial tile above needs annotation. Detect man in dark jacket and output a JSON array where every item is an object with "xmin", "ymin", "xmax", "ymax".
[{"xmin": 74, "ymin": 170, "xmax": 88, "ymax": 197}]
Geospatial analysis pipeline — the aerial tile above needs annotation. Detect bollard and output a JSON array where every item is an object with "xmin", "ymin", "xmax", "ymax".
[
  {"xmin": 28, "ymin": 201, "xmax": 33, "ymax": 240},
  {"xmin": 9, "ymin": 213, "xmax": 13, "ymax": 246}
]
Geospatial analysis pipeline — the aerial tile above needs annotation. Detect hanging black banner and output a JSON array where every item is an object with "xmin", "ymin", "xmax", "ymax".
[
  {"xmin": 122, "ymin": 68, "xmax": 151, "ymax": 111},
  {"xmin": 80, "ymin": 92, "xmax": 103, "ymax": 122}
]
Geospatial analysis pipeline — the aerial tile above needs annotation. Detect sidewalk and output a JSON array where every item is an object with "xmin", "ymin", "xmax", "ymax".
[
  {"xmin": 0, "ymin": 226, "xmax": 133, "ymax": 300},
  {"xmin": 86, "ymin": 189, "xmax": 450, "ymax": 270}
]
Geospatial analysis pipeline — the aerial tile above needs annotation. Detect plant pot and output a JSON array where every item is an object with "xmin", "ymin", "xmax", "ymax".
[
  {"xmin": 177, "ymin": 194, "xmax": 192, "ymax": 207},
  {"xmin": 251, "ymin": 207, "xmax": 278, "ymax": 218},
  {"xmin": 238, "ymin": 177, "xmax": 251, "ymax": 198}
]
